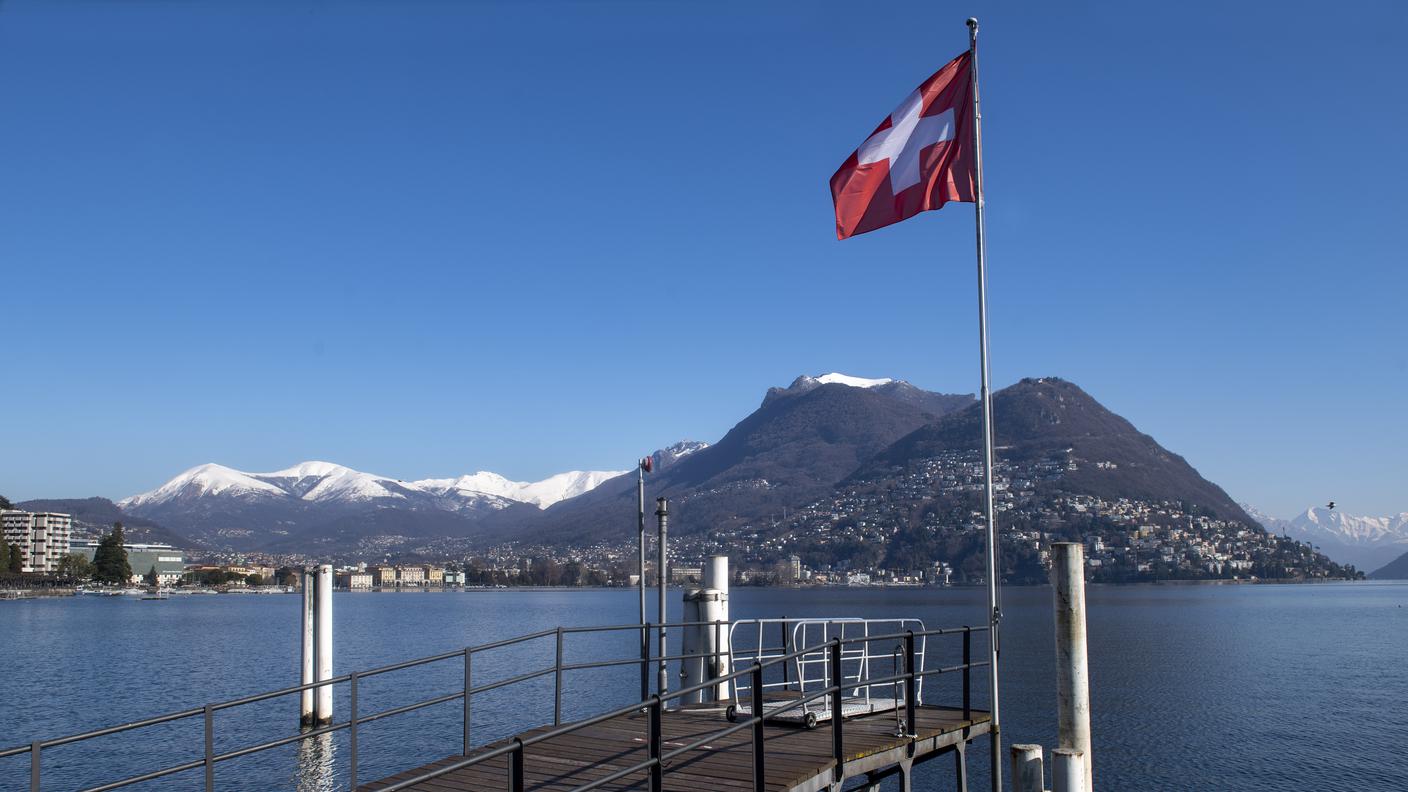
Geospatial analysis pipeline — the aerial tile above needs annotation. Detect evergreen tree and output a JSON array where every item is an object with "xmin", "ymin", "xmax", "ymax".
[
  {"xmin": 0, "ymin": 535, "xmax": 9, "ymax": 573},
  {"xmin": 7, "ymin": 544, "xmax": 21, "ymax": 574},
  {"xmin": 57, "ymin": 553, "xmax": 95, "ymax": 581},
  {"xmin": 144, "ymin": 565, "xmax": 159, "ymax": 586},
  {"xmin": 93, "ymin": 523, "xmax": 133, "ymax": 585},
  {"xmin": 0, "ymin": 494, "xmax": 13, "ymax": 510}
]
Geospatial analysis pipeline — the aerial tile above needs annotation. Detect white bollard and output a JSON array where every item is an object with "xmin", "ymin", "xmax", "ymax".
[
  {"xmin": 300, "ymin": 569, "xmax": 315, "ymax": 725},
  {"xmin": 1052, "ymin": 543, "xmax": 1092, "ymax": 791},
  {"xmin": 1052, "ymin": 748, "xmax": 1084, "ymax": 792},
  {"xmin": 680, "ymin": 556, "xmax": 731, "ymax": 703},
  {"xmin": 314, "ymin": 564, "xmax": 334, "ymax": 724},
  {"xmin": 702, "ymin": 556, "xmax": 730, "ymax": 701},
  {"xmin": 1010, "ymin": 744, "xmax": 1044, "ymax": 792}
]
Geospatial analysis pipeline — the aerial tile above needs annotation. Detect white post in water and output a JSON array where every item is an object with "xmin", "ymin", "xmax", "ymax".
[
  {"xmin": 1052, "ymin": 543, "xmax": 1092, "ymax": 790},
  {"xmin": 314, "ymin": 564, "xmax": 334, "ymax": 724},
  {"xmin": 1052, "ymin": 748, "xmax": 1085, "ymax": 792},
  {"xmin": 703, "ymin": 555, "xmax": 730, "ymax": 701},
  {"xmin": 1010, "ymin": 744, "xmax": 1044, "ymax": 792},
  {"xmin": 300, "ymin": 569, "xmax": 315, "ymax": 726}
]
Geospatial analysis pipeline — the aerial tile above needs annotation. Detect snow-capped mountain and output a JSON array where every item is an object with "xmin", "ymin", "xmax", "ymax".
[
  {"xmin": 118, "ymin": 460, "xmax": 629, "ymax": 551},
  {"xmin": 122, "ymin": 461, "xmax": 627, "ymax": 512},
  {"xmin": 763, "ymin": 373, "xmax": 973, "ymax": 415},
  {"xmin": 1242, "ymin": 503, "xmax": 1408, "ymax": 571}
]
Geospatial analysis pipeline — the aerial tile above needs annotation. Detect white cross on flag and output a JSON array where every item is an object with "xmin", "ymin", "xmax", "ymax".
[{"xmin": 830, "ymin": 52, "xmax": 975, "ymax": 240}]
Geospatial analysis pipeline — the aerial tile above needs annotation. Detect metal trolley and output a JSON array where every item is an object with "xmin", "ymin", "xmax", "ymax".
[{"xmin": 724, "ymin": 618, "xmax": 926, "ymax": 729}]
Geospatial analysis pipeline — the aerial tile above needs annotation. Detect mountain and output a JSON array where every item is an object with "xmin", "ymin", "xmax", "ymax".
[
  {"xmin": 15, "ymin": 497, "xmax": 192, "ymax": 547},
  {"xmin": 856, "ymin": 377, "xmax": 1255, "ymax": 524},
  {"xmin": 119, "ymin": 460, "xmax": 627, "ymax": 551},
  {"xmin": 1371, "ymin": 548, "xmax": 1408, "ymax": 580},
  {"xmin": 1246, "ymin": 505, "xmax": 1408, "ymax": 571},
  {"xmin": 502, "ymin": 374, "xmax": 974, "ymax": 544}
]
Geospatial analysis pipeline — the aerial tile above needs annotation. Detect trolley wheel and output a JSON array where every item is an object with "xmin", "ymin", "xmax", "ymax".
[
  {"xmin": 725, "ymin": 705, "xmax": 737, "ymax": 723},
  {"xmin": 804, "ymin": 712, "xmax": 819, "ymax": 730}
]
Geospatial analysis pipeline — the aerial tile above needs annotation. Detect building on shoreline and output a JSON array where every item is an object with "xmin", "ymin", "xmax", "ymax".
[
  {"xmin": 2, "ymin": 511, "xmax": 72, "ymax": 574},
  {"xmin": 70, "ymin": 541, "xmax": 185, "ymax": 585}
]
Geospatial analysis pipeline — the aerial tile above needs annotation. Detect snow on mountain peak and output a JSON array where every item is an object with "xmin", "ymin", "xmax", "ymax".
[
  {"xmin": 815, "ymin": 373, "xmax": 895, "ymax": 388},
  {"xmin": 124, "ymin": 461, "xmax": 628, "ymax": 512}
]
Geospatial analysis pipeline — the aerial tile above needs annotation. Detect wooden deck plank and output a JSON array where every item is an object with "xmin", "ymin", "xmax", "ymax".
[{"xmin": 359, "ymin": 705, "xmax": 990, "ymax": 792}]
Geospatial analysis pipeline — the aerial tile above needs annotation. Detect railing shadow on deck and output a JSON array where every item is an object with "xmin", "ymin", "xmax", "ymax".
[{"xmin": 0, "ymin": 620, "xmax": 990, "ymax": 792}]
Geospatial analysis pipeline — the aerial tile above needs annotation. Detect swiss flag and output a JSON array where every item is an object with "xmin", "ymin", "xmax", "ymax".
[{"xmin": 831, "ymin": 52, "xmax": 975, "ymax": 240}]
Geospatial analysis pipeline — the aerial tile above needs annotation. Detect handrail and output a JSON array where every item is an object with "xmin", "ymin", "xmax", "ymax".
[{"xmin": 5, "ymin": 619, "xmax": 991, "ymax": 792}]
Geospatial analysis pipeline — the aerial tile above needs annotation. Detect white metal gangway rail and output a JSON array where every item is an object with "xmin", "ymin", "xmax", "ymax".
[{"xmin": 725, "ymin": 617, "xmax": 926, "ymax": 728}]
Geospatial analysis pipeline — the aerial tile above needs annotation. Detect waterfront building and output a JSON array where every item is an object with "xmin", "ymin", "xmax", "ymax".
[
  {"xmin": 1, "ymin": 511, "xmax": 72, "ymax": 574},
  {"xmin": 373, "ymin": 565, "xmax": 398, "ymax": 587},
  {"xmin": 444, "ymin": 569, "xmax": 465, "ymax": 587},
  {"xmin": 398, "ymin": 565, "xmax": 425, "ymax": 587},
  {"xmin": 69, "ymin": 541, "xmax": 184, "ymax": 584},
  {"xmin": 421, "ymin": 565, "xmax": 444, "ymax": 586},
  {"xmin": 337, "ymin": 571, "xmax": 374, "ymax": 590}
]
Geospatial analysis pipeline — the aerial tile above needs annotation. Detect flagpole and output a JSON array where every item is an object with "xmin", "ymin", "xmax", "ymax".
[{"xmin": 966, "ymin": 17, "xmax": 1003, "ymax": 792}]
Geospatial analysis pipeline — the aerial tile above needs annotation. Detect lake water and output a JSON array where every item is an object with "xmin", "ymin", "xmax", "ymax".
[{"xmin": 2, "ymin": 582, "xmax": 1405, "ymax": 791}]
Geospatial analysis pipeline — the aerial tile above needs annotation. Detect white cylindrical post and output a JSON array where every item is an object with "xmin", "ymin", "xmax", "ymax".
[
  {"xmin": 1052, "ymin": 748, "xmax": 1084, "ymax": 792},
  {"xmin": 300, "ymin": 569, "xmax": 314, "ymax": 726},
  {"xmin": 1052, "ymin": 543, "xmax": 1092, "ymax": 790},
  {"xmin": 314, "ymin": 564, "xmax": 334, "ymax": 724},
  {"xmin": 703, "ymin": 555, "xmax": 730, "ymax": 701},
  {"xmin": 1010, "ymin": 744, "xmax": 1043, "ymax": 792}
]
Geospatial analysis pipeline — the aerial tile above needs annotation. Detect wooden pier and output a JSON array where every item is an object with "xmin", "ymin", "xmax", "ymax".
[{"xmin": 361, "ymin": 702, "xmax": 991, "ymax": 792}]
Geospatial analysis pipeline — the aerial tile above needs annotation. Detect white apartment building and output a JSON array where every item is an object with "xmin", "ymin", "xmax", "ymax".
[{"xmin": 1, "ymin": 511, "xmax": 73, "ymax": 574}]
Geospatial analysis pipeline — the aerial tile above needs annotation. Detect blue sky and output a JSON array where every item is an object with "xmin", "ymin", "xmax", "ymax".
[{"xmin": 1, "ymin": 1, "xmax": 1404, "ymax": 518}]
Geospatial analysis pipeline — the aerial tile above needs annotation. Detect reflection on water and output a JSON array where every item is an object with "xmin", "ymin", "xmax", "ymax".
[{"xmin": 295, "ymin": 731, "xmax": 337, "ymax": 792}]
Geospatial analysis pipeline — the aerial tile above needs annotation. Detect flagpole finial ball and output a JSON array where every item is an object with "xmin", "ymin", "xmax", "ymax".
[{"xmin": 966, "ymin": 17, "xmax": 978, "ymax": 29}]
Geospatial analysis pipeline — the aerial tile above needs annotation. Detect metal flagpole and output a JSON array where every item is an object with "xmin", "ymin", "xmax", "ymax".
[
  {"xmin": 966, "ymin": 17, "xmax": 1003, "ymax": 792},
  {"xmin": 637, "ymin": 459, "xmax": 648, "ymax": 691}
]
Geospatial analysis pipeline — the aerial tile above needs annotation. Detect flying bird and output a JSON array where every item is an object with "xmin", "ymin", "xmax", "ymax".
[{"xmin": 1326, "ymin": 501, "xmax": 1336, "ymax": 510}]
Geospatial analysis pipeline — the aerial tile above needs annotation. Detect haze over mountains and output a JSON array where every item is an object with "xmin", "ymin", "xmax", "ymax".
[
  {"xmin": 27, "ymin": 372, "xmax": 1365, "ymax": 571},
  {"xmin": 1243, "ymin": 505, "xmax": 1408, "ymax": 572}
]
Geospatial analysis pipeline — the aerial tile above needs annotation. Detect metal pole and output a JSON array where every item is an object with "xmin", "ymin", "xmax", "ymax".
[
  {"xmin": 463, "ymin": 647, "xmax": 473, "ymax": 754},
  {"xmin": 966, "ymin": 17, "xmax": 1002, "ymax": 792},
  {"xmin": 1053, "ymin": 543, "xmax": 1093, "ymax": 790},
  {"xmin": 750, "ymin": 663, "xmax": 766, "ymax": 791},
  {"xmin": 349, "ymin": 671, "xmax": 359, "ymax": 790},
  {"xmin": 203, "ymin": 703, "xmax": 214, "ymax": 792},
  {"xmin": 638, "ymin": 461, "xmax": 648, "ymax": 667},
  {"xmin": 655, "ymin": 497, "xmax": 669, "ymax": 697},
  {"xmin": 29, "ymin": 741, "xmax": 39, "ymax": 792},
  {"xmin": 554, "ymin": 626, "xmax": 564, "ymax": 724}
]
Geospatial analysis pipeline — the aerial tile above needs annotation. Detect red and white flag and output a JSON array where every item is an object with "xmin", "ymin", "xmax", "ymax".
[{"xmin": 830, "ymin": 52, "xmax": 975, "ymax": 240}]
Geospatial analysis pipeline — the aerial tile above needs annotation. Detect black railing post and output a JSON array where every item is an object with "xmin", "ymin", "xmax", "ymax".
[
  {"xmin": 829, "ymin": 639, "xmax": 843, "ymax": 782},
  {"xmin": 962, "ymin": 627, "xmax": 972, "ymax": 722},
  {"xmin": 463, "ymin": 647, "xmax": 472, "ymax": 754},
  {"xmin": 509, "ymin": 738, "xmax": 525, "ymax": 792},
  {"xmin": 904, "ymin": 630, "xmax": 917, "ymax": 737},
  {"xmin": 554, "ymin": 627, "xmax": 565, "ymax": 725},
  {"xmin": 203, "ymin": 703, "xmax": 214, "ymax": 792},
  {"xmin": 750, "ymin": 662, "xmax": 766, "ymax": 791},
  {"xmin": 648, "ymin": 695, "xmax": 663, "ymax": 792},
  {"xmin": 349, "ymin": 671, "xmax": 359, "ymax": 790},
  {"xmin": 29, "ymin": 741, "xmax": 39, "ymax": 792},
  {"xmin": 640, "ymin": 623, "xmax": 651, "ymax": 699},
  {"xmin": 781, "ymin": 617, "xmax": 790, "ymax": 688}
]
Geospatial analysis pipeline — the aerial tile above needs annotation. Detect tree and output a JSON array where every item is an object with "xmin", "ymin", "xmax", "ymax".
[
  {"xmin": 92, "ymin": 523, "xmax": 133, "ymax": 585},
  {"xmin": 144, "ymin": 566, "xmax": 159, "ymax": 586},
  {"xmin": 0, "ymin": 535, "xmax": 9, "ymax": 573},
  {"xmin": 57, "ymin": 553, "xmax": 95, "ymax": 581},
  {"xmin": 275, "ymin": 566, "xmax": 297, "ymax": 587},
  {"xmin": 0, "ymin": 494, "xmax": 12, "ymax": 510},
  {"xmin": 244, "ymin": 573, "xmax": 263, "ymax": 587},
  {"xmin": 7, "ymin": 544, "xmax": 21, "ymax": 574}
]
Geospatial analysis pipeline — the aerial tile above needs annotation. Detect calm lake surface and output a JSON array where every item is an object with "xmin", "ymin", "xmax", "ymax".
[{"xmin": 2, "ymin": 582, "xmax": 1405, "ymax": 791}]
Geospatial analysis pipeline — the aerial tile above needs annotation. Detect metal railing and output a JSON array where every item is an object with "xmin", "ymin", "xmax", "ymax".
[
  {"xmin": 0, "ymin": 620, "xmax": 989, "ymax": 792},
  {"xmin": 374, "ymin": 624, "xmax": 990, "ymax": 792}
]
